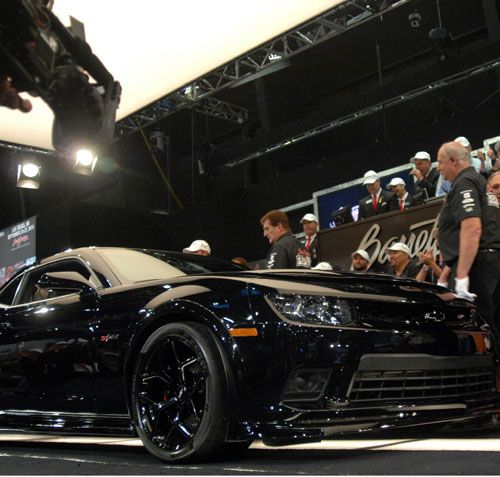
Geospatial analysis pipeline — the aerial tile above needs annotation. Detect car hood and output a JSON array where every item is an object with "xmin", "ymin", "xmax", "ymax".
[{"xmin": 211, "ymin": 269, "xmax": 464, "ymax": 307}]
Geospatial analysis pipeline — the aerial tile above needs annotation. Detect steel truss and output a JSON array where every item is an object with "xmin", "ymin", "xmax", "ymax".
[
  {"xmin": 115, "ymin": 0, "xmax": 412, "ymax": 137},
  {"xmin": 0, "ymin": 140, "xmax": 55, "ymax": 157},
  {"xmin": 217, "ymin": 57, "xmax": 500, "ymax": 171}
]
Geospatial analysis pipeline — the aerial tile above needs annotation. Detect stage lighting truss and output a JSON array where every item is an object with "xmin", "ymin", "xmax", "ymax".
[
  {"xmin": 17, "ymin": 159, "xmax": 41, "ymax": 189},
  {"xmin": 115, "ymin": 0, "xmax": 412, "ymax": 137},
  {"xmin": 217, "ymin": 57, "xmax": 500, "ymax": 171}
]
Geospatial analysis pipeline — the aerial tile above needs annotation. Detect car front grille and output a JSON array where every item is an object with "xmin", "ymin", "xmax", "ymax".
[
  {"xmin": 347, "ymin": 354, "xmax": 494, "ymax": 404},
  {"xmin": 354, "ymin": 301, "xmax": 467, "ymax": 325}
]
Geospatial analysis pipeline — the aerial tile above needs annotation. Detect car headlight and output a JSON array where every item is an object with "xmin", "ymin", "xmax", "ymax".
[{"xmin": 266, "ymin": 292, "xmax": 356, "ymax": 327}]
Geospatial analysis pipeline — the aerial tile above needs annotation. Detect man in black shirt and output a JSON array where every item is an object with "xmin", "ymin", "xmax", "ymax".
[
  {"xmin": 260, "ymin": 210, "xmax": 305, "ymax": 269},
  {"xmin": 436, "ymin": 141, "xmax": 500, "ymax": 339},
  {"xmin": 386, "ymin": 242, "xmax": 421, "ymax": 279}
]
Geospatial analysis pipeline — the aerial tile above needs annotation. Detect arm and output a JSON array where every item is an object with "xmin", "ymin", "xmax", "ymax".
[
  {"xmin": 415, "ymin": 250, "xmax": 442, "ymax": 282},
  {"xmin": 456, "ymin": 217, "xmax": 482, "ymax": 279},
  {"xmin": 428, "ymin": 259, "xmax": 442, "ymax": 278},
  {"xmin": 0, "ymin": 77, "xmax": 32, "ymax": 112},
  {"xmin": 438, "ymin": 265, "xmax": 451, "ymax": 287},
  {"xmin": 415, "ymin": 266, "xmax": 428, "ymax": 282},
  {"xmin": 387, "ymin": 192, "xmax": 399, "ymax": 212},
  {"xmin": 265, "ymin": 245, "xmax": 288, "ymax": 269}
]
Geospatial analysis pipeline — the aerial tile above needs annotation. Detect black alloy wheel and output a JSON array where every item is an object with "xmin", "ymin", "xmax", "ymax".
[{"xmin": 131, "ymin": 322, "xmax": 232, "ymax": 462}]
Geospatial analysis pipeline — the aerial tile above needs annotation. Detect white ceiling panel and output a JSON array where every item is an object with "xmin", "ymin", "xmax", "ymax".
[{"xmin": 0, "ymin": 0, "xmax": 342, "ymax": 150}]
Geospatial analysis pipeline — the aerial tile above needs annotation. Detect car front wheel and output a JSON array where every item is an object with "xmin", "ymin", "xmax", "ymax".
[{"xmin": 131, "ymin": 321, "xmax": 231, "ymax": 462}]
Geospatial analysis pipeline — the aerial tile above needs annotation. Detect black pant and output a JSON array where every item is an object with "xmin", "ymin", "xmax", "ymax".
[{"xmin": 450, "ymin": 250, "xmax": 500, "ymax": 334}]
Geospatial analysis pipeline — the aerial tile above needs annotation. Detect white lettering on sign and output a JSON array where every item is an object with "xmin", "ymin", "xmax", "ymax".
[
  {"xmin": 356, "ymin": 218, "xmax": 439, "ymax": 267},
  {"xmin": 7, "ymin": 220, "xmax": 34, "ymax": 240}
]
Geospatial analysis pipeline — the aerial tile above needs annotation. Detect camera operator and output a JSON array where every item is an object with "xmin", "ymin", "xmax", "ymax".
[{"xmin": 0, "ymin": 76, "xmax": 32, "ymax": 112}]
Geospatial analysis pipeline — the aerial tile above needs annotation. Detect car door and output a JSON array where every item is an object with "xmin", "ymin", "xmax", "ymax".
[{"xmin": 0, "ymin": 259, "xmax": 99, "ymax": 413}]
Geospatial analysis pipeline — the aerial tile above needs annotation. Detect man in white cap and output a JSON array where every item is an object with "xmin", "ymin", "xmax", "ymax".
[
  {"xmin": 438, "ymin": 136, "xmax": 490, "ymax": 196},
  {"xmin": 386, "ymin": 177, "xmax": 420, "ymax": 211},
  {"xmin": 299, "ymin": 213, "xmax": 319, "ymax": 267},
  {"xmin": 455, "ymin": 136, "xmax": 491, "ymax": 176},
  {"xmin": 410, "ymin": 151, "xmax": 439, "ymax": 198},
  {"xmin": 358, "ymin": 170, "xmax": 397, "ymax": 220},
  {"xmin": 183, "ymin": 240, "xmax": 211, "ymax": 256},
  {"xmin": 313, "ymin": 262, "xmax": 333, "ymax": 271},
  {"xmin": 351, "ymin": 249, "xmax": 370, "ymax": 272},
  {"xmin": 386, "ymin": 242, "xmax": 421, "ymax": 279}
]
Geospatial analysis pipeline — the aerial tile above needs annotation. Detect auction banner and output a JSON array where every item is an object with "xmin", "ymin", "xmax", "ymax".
[
  {"xmin": 0, "ymin": 216, "xmax": 37, "ymax": 285},
  {"xmin": 318, "ymin": 199, "xmax": 444, "ymax": 271}
]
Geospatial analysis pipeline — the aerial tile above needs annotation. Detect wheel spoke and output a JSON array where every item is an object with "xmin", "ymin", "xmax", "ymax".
[
  {"xmin": 170, "ymin": 339, "xmax": 182, "ymax": 368},
  {"xmin": 141, "ymin": 372, "xmax": 172, "ymax": 386},
  {"xmin": 176, "ymin": 421, "xmax": 193, "ymax": 439},
  {"xmin": 179, "ymin": 356, "xmax": 198, "ymax": 385}
]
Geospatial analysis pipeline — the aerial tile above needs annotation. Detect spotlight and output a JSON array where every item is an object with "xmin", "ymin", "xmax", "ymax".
[
  {"xmin": 17, "ymin": 159, "xmax": 41, "ymax": 189},
  {"xmin": 73, "ymin": 149, "xmax": 98, "ymax": 175}
]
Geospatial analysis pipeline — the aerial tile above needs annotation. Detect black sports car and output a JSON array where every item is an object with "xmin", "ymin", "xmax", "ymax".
[{"xmin": 0, "ymin": 247, "xmax": 497, "ymax": 462}]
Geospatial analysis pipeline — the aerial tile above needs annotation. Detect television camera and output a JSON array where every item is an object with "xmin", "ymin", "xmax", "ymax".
[{"xmin": 0, "ymin": 0, "xmax": 121, "ymax": 155}]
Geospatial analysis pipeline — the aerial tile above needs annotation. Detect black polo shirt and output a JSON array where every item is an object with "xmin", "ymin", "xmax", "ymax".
[
  {"xmin": 438, "ymin": 167, "xmax": 500, "ymax": 263},
  {"xmin": 265, "ymin": 232, "xmax": 301, "ymax": 269}
]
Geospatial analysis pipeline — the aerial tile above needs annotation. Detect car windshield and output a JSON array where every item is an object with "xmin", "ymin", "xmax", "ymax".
[{"xmin": 96, "ymin": 248, "xmax": 243, "ymax": 283}]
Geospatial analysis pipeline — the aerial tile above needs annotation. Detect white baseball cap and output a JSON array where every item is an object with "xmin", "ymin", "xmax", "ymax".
[
  {"xmin": 313, "ymin": 262, "xmax": 333, "ymax": 271},
  {"xmin": 454, "ymin": 136, "xmax": 470, "ymax": 148},
  {"xmin": 351, "ymin": 249, "xmax": 370, "ymax": 261},
  {"xmin": 386, "ymin": 177, "xmax": 406, "ymax": 190},
  {"xmin": 363, "ymin": 170, "xmax": 379, "ymax": 185},
  {"xmin": 183, "ymin": 240, "xmax": 211, "ymax": 254},
  {"xmin": 386, "ymin": 242, "xmax": 411, "ymax": 255},
  {"xmin": 410, "ymin": 151, "xmax": 431, "ymax": 162},
  {"xmin": 300, "ymin": 213, "xmax": 318, "ymax": 223}
]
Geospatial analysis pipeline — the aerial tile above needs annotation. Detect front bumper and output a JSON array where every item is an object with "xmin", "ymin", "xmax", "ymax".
[{"xmin": 245, "ymin": 353, "xmax": 500, "ymax": 444}]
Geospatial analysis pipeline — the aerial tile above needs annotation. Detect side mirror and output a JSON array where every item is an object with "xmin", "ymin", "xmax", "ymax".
[{"xmin": 37, "ymin": 271, "xmax": 95, "ymax": 296}]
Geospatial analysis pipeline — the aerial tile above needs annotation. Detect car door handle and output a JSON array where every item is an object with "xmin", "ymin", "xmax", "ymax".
[{"xmin": 0, "ymin": 322, "xmax": 12, "ymax": 330}]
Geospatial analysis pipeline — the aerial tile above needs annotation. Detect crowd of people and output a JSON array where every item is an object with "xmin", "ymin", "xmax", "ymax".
[{"xmin": 183, "ymin": 135, "xmax": 500, "ymax": 350}]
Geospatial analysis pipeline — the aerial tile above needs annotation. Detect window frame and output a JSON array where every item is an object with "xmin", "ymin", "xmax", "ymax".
[{"xmin": 8, "ymin": 257, "xmax": 102, "ymax": 307}]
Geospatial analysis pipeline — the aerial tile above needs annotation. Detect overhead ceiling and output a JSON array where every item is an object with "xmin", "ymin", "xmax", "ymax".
[
  {"xmin": 0, "ymin": 0, "xmax": 342, "ymax": 150},
  {"xmin": 4, "ymin": 0, "xmax": 500, "ymax": 165},
  {"xmin": 2, "ymin": 0, "xmax": 500, "ymax": 230},
  {"xmin": 109, "ymin": 0, "xmax": 500, "ymax": 177}
]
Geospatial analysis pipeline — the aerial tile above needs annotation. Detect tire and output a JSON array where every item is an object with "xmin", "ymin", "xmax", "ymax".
[{"xmin": 131, "ymin": 322, "xmax": 231, "ymax": 462}]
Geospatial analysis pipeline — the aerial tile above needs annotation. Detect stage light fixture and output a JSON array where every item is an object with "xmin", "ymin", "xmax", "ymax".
[
  {"xmin": 73, "ymin": 149, "xmax": 98, "ymax": 175},
  {"xmin": 17, "ymin": 159, "xmax": 41, "ymax": 189}
]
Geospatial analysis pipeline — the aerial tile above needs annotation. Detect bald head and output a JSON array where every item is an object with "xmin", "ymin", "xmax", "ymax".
[
  {"xmin": 436, "ymin": 141, "xmax": 472, "ymax": 183},
  {"xmin": 442, "ymin": 141, "xmax": 471, "ymax": 163}
]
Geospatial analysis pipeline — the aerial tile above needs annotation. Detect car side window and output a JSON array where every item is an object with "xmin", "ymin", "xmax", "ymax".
[
  {"xmin": 15, "ymin": 259, "xmax": 97, "ymax": 305},
  {"xmin": 0, "ymin": 275, "xmax": 24, "ymax": 305}
]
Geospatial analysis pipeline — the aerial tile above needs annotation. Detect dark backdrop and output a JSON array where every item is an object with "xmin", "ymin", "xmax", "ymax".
[{"xmin": 34, "ymin": 108, "xmax": 500, "ymax": 264}]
